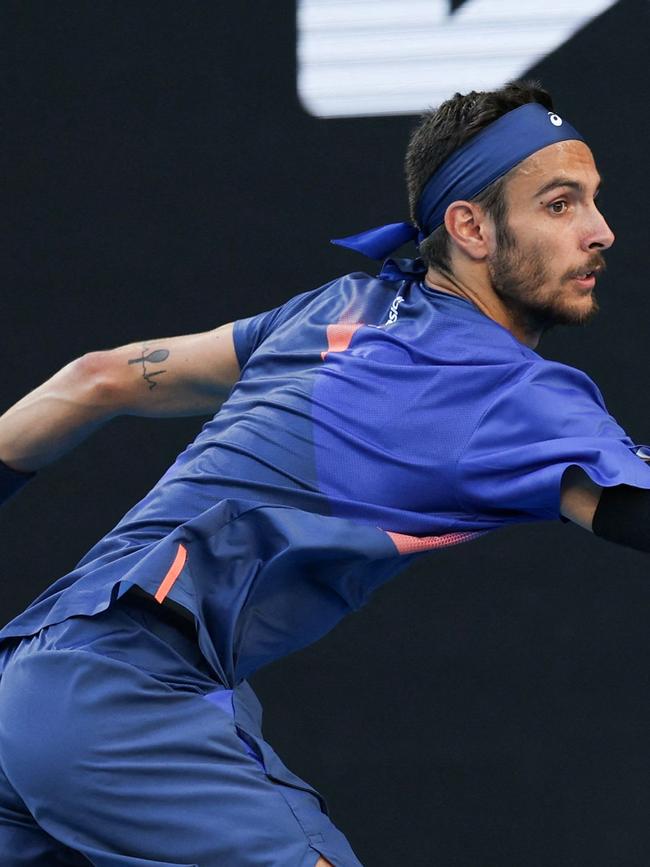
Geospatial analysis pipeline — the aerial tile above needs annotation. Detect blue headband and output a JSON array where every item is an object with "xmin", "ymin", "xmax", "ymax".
[{"xmin": 331, "ymin": 102, "xmax": 585, "ymax": 260}]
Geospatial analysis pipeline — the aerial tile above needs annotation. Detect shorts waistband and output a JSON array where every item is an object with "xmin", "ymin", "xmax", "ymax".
[{"xmin": 123, "ymin": 584, "xmax": 197, "ymax": 640}]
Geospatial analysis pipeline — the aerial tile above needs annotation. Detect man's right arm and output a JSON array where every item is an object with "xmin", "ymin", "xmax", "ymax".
[
  {"xmin": 456, "ymin": 363, "xmax": 650, "ymax": 555},
  {"xmin": 560, "ymin": 465, "xmax": 650, "ymax": 554},
  {"xmin": 559, "ymin": 465, "xmax": 602, "ymax": 531},
  {"xmin": 0, "ymin": 322, "xmax": 240, "ymax": 475}
]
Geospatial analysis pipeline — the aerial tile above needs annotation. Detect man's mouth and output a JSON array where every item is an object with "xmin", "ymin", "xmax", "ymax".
[
  {"xmin": 572, "ymin": 271, "xmax": 597, "ymax": 289},
  {"xmin": 569, "ymin": 255, "xmax": 606, "ymax": 282},
  {"xmin": 568, "ymin": 258, "xmax": 604, "ymax": 289}
]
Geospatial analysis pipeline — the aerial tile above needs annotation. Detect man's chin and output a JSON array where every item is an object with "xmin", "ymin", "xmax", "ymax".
[
  {"xmin": 562, "ymin": 293, "xmax": 599, "ymax": 325},
  {"xmin": 538, "ymin": 294, "xmax": 600, "ymax": 328}
]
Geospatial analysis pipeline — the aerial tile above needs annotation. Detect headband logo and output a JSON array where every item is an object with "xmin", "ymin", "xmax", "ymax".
[{"xmin": 548, "ymin": 112, "xmax": 563, "ymax": 127}]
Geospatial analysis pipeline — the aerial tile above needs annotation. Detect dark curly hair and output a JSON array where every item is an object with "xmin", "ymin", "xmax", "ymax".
[{"xmin": 404, "ymin": 80, "xmax": 554, "ymax": 273}]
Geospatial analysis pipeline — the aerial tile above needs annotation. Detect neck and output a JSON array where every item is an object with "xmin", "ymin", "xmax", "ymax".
[{"xmin": 424, "ymin": 266, "xmax": 543, "ymax": 349}]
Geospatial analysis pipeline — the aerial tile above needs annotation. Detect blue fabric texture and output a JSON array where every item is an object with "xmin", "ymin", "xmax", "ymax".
[
  {"xmin": 0, "ymin": 591, "xmax": 359, "ymax": 866},
  {"xmin": 1, "ymin": 258, "xmax": 650, "ymax": 680}
]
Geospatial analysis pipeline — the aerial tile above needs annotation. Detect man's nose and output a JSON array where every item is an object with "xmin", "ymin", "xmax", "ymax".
[{"xmin": 583, "ymin": 207, "xmax": 615, "ymax": 251}]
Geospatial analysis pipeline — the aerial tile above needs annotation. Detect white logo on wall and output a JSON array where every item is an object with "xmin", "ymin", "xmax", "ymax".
[{"xmin": 298, "ymin": 0, "xmax": 617, "ymax": 118}]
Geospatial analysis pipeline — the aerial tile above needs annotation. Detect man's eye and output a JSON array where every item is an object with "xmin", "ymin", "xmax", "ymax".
[{"xmin": 549, "ymin": 200, "xmax": 568, "ymax": 214}]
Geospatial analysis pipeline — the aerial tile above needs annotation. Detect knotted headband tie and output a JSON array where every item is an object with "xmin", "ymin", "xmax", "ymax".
[{"xmin": 331, "ymin": 102, "xmax": 585, "ymax": 260}]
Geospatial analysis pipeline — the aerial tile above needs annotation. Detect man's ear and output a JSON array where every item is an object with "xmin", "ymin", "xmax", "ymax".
[{"xmin": 443, "ymin": 201, "xmax": 492, "ymax": 260}]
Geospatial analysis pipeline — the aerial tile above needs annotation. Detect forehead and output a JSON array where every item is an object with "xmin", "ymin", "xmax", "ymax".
[{"xmin": 506, "ymin": 139, "xmax": 600, "ymax": 195}]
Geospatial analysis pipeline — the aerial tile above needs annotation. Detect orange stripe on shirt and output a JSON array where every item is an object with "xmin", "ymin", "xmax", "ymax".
[
  {"xmin": 154, "ymin": 543, "xmax": 187, "ymax": 603},
  {"xmin": 321, "ymin": 322, "xmax": 362, "ymax": 360},
  {"xmin": 386, "ymin": 530, "xmax": 483, "ymax": 555}
]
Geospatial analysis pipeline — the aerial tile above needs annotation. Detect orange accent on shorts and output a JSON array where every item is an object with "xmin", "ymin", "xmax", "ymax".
[
  {"xmin": 321, "ymin": 322, "xmax": 362, "ymax": 360},
  {"xmin": 154, "ymin": 543, "xmax": 187, "ymax": 603},
  {"xmin": 386, "ymin": 530, "xmax": 483, "ymax": 555}
]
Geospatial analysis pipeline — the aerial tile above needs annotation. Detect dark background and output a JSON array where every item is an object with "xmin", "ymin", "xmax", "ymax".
[{"xmin": 2, "ymin": 2, "xmax": 650, "ymax": 864}]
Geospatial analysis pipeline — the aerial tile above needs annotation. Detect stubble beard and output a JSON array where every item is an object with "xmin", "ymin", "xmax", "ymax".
[{"xmin": 487, "ymin": 224, "xmax": 602, "ymax": 338}]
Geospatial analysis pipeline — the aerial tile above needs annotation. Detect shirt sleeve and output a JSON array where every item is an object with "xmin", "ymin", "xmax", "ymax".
[
  {"xmin": 232, "ymin": 307, "xmax": 283, "ymax": 370},
  {"xmin": 456, "ymin": 361, "xmax": 650, "ymax": 524},
  {"xmin": 232, "ymin": 282, "xmax": 337, "ymax": 370}
]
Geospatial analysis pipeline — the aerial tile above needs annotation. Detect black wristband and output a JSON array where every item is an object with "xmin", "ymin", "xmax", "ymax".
[
  {"xmin": 592, "ymin": 484, "xmax": 650, "ymax": 553},
  {"xmin": 0, "ymin": 459, "xmax": 36, "ymax": 506}
]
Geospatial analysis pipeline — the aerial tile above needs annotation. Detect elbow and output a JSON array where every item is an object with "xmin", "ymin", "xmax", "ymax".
[{"xmin": 73, "ymin": 351, "xmax": 124, "ymax": 416}]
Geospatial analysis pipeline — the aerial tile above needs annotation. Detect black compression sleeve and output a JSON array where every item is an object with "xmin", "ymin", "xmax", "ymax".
[
  {"xmin": 592, "ymin": 484, "xmax": 650, "ymax": 553},
  {"xmin": 0, "ymin": 459, "xmax": 35, "ymax": 506}
]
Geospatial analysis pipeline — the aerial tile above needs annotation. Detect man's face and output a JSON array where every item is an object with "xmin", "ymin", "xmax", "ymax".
[{"xmin": 486, "ymin": 140, "xmax": 614, "ymax": 334}]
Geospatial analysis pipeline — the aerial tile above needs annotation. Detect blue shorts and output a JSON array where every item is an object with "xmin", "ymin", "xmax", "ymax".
[{"xmin": 0, "ymin": 590, "xmax": 362, "ymax": 866}]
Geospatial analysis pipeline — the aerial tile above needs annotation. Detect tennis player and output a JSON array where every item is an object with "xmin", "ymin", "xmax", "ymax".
[{"xmin": 0, "ymin": 80, "xmax": 648, "ymax": 866}]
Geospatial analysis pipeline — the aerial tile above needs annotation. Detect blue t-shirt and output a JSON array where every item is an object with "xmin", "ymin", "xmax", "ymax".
[{"xmin": 2, "ymin": 258, "xmax": 649, "ymax": 685}]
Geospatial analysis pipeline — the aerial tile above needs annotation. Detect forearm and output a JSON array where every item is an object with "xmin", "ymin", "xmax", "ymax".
[{"xmin": 0, "ymin": 354, "xmax": 116, "ymax": 472}]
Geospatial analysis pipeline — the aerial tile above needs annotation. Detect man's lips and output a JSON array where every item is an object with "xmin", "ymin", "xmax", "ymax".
[
  {"xmin": 572, "ymin": 273, "xmax": 596, "ymax": 290},
  {"xmin": 566, "ymin": 261, "xmax": 604, "ymax": 290}
]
